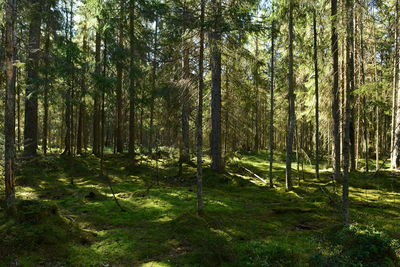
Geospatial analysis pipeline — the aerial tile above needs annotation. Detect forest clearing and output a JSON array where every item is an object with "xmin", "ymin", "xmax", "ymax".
[{"xmin": 2, "ymin": 0, "xmax": 400, "ymax": 265}]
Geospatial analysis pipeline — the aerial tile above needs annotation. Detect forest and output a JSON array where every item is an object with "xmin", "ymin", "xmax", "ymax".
[{"xmin": 1, "ymin": 0, "xmax": 400, "ymax": 265}]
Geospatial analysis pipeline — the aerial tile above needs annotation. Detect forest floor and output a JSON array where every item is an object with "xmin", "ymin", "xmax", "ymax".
[{"xmin": 1, "ymin": 150, "xmax": 400, "ymax": 266}]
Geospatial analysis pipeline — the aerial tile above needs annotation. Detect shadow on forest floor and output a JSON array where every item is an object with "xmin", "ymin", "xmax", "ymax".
[{"xmin": 0, "ymin": 151, "xmax": 400, "ymax": 266}]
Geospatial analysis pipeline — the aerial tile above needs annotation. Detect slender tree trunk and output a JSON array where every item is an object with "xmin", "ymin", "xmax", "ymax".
[
  {"xmin": 269, "ymin": 13, "xmax": 275, "ymax": 188},
  {"xmin": 93, "ymin": 29, "xmax": 101, "ymax": 156},
  {"xmin": 254, "ymin": 35, "xmax": 260, "ymax": 153},
  {"xmin": 392, "ymin": 0, "xmax": 399, "ymax": 168},
  {"xmin": 128, "ymin": 0, "xmax": 136, "ymax": 156},
  {"xmin": 210, "ymin": 0, "xmax": 223, "ymax": 171},
  {"xmin": 4, "ymin": 0, "xmax": 17, "ymax": 214},
  {"xmin": 116, "ymin": 1, "xmax": 124, "ymax": 153},
  {"xmin": 63, "ymin": 2, "xmax": 74, "ymax": 156},
  {"xmin": 149, "ymin": 17, "xmax": 158, "ymax": 154},
  {"xmin": 16, "ymin": 65, "xmax": 21, "ymax": 151},
  {"xmin": 313, "ymin": 9, "xmax": 320, "ymax": 180},
  {"xmin": 77, "ymin": 24, "xmax": 88, "ymax": 155},
  {"xmin": 181, "ymin": 42, "xmax": 190, "ymax": 162},
  {"xmin": 24, "ymin": 0, "xmax": 42, "ymax": 157},
  {"xmin": 43, "ymin": 28, "xmax": 50, "ymax": 155},
  {"xmin": 343, "ymin": 0, "xmax": 354, "ymax": 226},
  {"xmin": 332, "ymin": 0, "xmax": 341, "ymax": 182},
  {"xmin": 196, "ymin": 0, "xmax": 205, "ymax": 214},
  {"xmin": 285, "ymin": 0, "xmax": 295, "ymax": 191},
  {"xmin": 360, "ymin": 11, "xmax": 369, "ymax": 172},
  {"xmin": 373, "ymin": 19, "xmax": 379, "ymax": 170}
]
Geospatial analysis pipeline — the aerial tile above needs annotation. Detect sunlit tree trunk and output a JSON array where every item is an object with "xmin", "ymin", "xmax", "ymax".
[
  {"xmin": 285, "ymin": 0, "xmax": 295, "ymax": 191},
  {"xmin": 392, "ymin": 0, "xmax": 399, "ymax": 168},
  {"xmin": 269, "ymin": 11, "xmax": 275, "ymax": 188}
]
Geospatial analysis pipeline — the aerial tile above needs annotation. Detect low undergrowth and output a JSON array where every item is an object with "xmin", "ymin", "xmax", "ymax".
[{"xmin": 0, "ymin": 151, "xmax": 399, "ymax": 266}]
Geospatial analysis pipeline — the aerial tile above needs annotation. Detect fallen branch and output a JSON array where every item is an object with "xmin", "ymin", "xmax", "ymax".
[{"xmin": 242, "ymin": 166, "xmax": 268, "ymax": 185}]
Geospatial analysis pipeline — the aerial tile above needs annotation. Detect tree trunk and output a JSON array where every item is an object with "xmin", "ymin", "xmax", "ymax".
[
  {"xmin": 392, "ymin": 0, "xmax": 399, "ymax": 168},
  {"xmin": 4, "ymin": 0, "xmax": 17, "ymax": 214},
  {"xmin": 196, "ymin": 0, "xmax": 205, "ymax": 214},
  {"xmin": 285, "ymin": 0, "xmax": 295, "ymax": 191},
  {"xmin": 254, "ymin": 35, "xmax": 260, "ymax": 153},
  {"xmin": 360, "ymin": 10, "xmax": 369, "ymax": 172},
  {"xmin": 93, "ymin": 29, "xmax": 101, "ymax": 156},
  {"xmin": 77, "ymin": 24, "xmax": 88, "ymax": 155},
  {"xmin": 343, "ymin": 0, "xmax": 354, "ymax": 226},
  {"xmin": 128, "ymin": 0, "xmax": 136, "ymax": 156},
  {"xmin": 313, "ymin": 9, "xmax": 320, "ymax": 180},
  {"xmin": 116, "ymin": 1, "xmax": 124, "ymax": 153},
  {"xmin": 181, "ymin": 43, "xmax": 190, "ymax": 162},
  {"xmin": 24, "ymin": 0, "xmax": 42, "ymax": 157},
  {"xmin": 269, "ymin": 12, "xmax": 275, "ymax": 188},
  {"xmin": 332, "ymin": 0, "xmax": 341, "ymax": 181},
  {"xmin": 43, "ymin": 28, "xmax": 50, "ymax": 155},
  {"xmin": 210, "ymin": 0, "xmax": 223, "ymax": 171},
  {"xmin": 149, "ymin": 17, "xmax": 158, "ymax": 154}
]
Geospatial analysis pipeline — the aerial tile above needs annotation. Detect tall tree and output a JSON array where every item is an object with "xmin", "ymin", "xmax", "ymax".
[
  {"xmin": 269, "ymin": 7, "xmax": 275, "ymax": 188},
  {"xmin": 4, "ymin": 0, "xmax": 17, "ymax": 214},
  {"xmin": 93, "ymin": 28, "xmax": 102, "ymax": 156},
  {"xmin": 42, "ymin": 25, "xmax": 51, "ymax": 155},
  {"xmin": 285, "ymin": 0, "xmax": 295, "ymax": 191},
  {"xmin": 128, "ymin": 0, "xmax": 136, "ymax": 156},
  {"xmin": 196, "ymin": 0, "xmax": 205, "ymax": 214},
  {"xmin": 24, "ymin": 0, "xmax": 42, "ymax": 157},
  {"xmin": 391, "ymin": 0, "xmax": 399, "ymax": 168},
  {"xmin": 116, "ymin": 0, "xmax": 124, "ymax": 153},
  {"xmin": 331, "ymin": 0, "xmax": 341, "ymax": 181},
  {"xmin": 210, "ymin": 0, "xmax": 222, "ymax": 171},
  {"xmin": 181, "ymin": 7, "xmax": 190, "ymax": 163},
  {"xmin": 342, "ymin": 0, "xmax": 354, "ymax": 225},
  {"xmin": 313, "ymin": 8, "xmax": 320, "ymax": 180}
]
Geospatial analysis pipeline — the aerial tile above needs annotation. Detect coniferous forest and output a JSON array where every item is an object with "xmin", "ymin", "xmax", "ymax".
[{"xmin": 2, "ymin": 0, "xmax": 400, "ymax": 265}]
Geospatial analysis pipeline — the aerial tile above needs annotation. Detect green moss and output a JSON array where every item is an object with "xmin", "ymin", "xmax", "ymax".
[{"xmin": 1, "ymin": 152, "xmax": 399, "ymax": 266}]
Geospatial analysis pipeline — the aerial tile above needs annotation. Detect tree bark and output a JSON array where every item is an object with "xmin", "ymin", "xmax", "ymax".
[
  {"xmin": 343, "ymin": 0, "xmax": 354, "ymax": 225},
  {"xmin": 269, "ymin": 12, "xmax": 275, "ymax": 188},
  {"xmin": 254, "ymin": 35, "xmax": 260, "ymax": 153},
  {"xmin": 43, "ymin": 27, "xmax": 50, "ymax": 155},
  {"xmin": 285, "ymin": 0, "xmax": 295, "ymax": 191},
  {"xmin": 360, "ymin": 8, "xmax": 369, "ymax": 172},
  {"xmin": 116, "ymin": 0, "xmax": 124, "ymax": 153},
  {"xmin": 196, "ymin": 0, "xmax": 205, "ymax": 214},
  {"xmin": 128, "ymin": 0, "xmax": 136, "ymax": 156},
  {"xmin": 93, "ymin": 29, "xmax": 101, "ymax": 156},
  {"xmin": 77, "ymin": 23, "xmax": 88, "ymax": 155},
  {"xmin": 313, "ymin": 8, "xmax": 320, "ymax": 180},
  {"xmin": 332, "ymin": 0, "xmax": 341, "ymax": 182},
  {"xmin": 210, "ymin": 0, "xmax": 223, "ymax": 171},
  {"xmin": 24, "ymin": 0, "xmax": 42, "ymax": 157},
  {"xmin": 5, "ymin": 0, "xmax": 17, "ymax": 214},
  {"xmin": 181, "ymin": 42, "xmax": 190, "ymax": 162}
]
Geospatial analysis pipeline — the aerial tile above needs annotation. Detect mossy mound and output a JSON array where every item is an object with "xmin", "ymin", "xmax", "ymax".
[{"xmin": 0, "ymin": 200, "xmax": 95, "ymax": 265}]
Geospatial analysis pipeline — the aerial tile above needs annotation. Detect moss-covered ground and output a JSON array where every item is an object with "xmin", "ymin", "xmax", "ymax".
[{"xmin": 0, "ymin": 151, "xmax": 399, "ymax": 266}]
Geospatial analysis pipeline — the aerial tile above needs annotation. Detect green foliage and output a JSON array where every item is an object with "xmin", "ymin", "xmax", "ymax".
[
  {"xmin": 238, "ymin": 240, "xmax": 302, "ymax": 267},
  {"xmin": 311, "ymin": 224, "xmax": 400, "ymax": 267}
]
